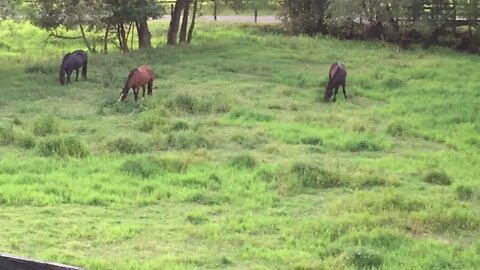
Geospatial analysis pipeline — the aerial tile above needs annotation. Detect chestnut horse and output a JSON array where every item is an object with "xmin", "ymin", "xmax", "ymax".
[
  {"xmin": 324, "ymin": 62, "xmax": 347, "ymax": 102},
  {"xmin": 119, "ymin": 65, "xmax": 154, "ymax": 101}
]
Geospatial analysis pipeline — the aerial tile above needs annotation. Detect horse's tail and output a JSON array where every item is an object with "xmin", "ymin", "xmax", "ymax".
[{"xmin": 82, "ymin": 55, "xmax": 88, "ymax": 80}]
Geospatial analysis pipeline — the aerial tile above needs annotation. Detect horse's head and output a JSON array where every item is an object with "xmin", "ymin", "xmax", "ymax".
[
  {"xmin": 323, "ymin": 85, "xmax": 334, "ymax": 102},
  {"xmin": 118, "ymin": 88, "xmax": 128, "ymax": 101},
  {"xmin": 59, "ymin": 69, "xmax": 66, "ymax": 85}
]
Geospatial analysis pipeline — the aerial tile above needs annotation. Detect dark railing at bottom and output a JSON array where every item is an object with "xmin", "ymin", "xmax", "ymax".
[{"xmin": 0, "ymin": 254, "xmax": 85, "ymax": 270}]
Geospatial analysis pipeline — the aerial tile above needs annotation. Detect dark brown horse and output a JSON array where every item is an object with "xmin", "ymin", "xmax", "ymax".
[
  {"xmin": 118, "ymin": 65, "xmax": 154, "ymax": 101},
  {"xmin": 59, "ymin": 50, "xmax": 88, "ymax": 85},
  {"xmin": 324, "ymin": 63, "xmax": 347, "ymax": 102}
]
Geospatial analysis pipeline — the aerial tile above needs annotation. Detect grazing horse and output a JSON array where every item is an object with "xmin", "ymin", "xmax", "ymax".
[
  {"xmin": 324, "ymin": 62, "xmax": 347, "ymax": 102},
  {"xmin": 119, "ymin": 65, "xmax": 154, "ymax": 102},
  {"xmin": 59, "ymin": 50, "xmax": 88, "ymax": 85}
]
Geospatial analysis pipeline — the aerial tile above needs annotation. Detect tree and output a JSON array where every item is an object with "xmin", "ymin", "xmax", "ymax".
[
  {"xmin": 27, "ymin": 0, "xmax": 107, "ymax": 52},
  {"xmin": 279, "ymin": 0, "xmax": 329, "ymax": 35},
  {"xmin": 0, "ymin": 0, "xmax": 22, "ymax": 19},
  {"xmin": 104, "ymin": 0, "xmax": 162, "ymax": 51}
]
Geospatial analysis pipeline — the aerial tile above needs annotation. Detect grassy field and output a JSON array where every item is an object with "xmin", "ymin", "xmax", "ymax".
[{"xmin": 0, "ymin": 20, "xmax": 479, "ymax": 270}]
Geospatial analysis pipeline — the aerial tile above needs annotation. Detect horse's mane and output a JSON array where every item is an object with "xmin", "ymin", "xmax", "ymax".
[
  {"xmin": 123, "ymin": 68, "xmax": 138, "ymax": 89},
  {"xmin": 60, "ymin": 53, "xmax": 72, "ymax": 69}
]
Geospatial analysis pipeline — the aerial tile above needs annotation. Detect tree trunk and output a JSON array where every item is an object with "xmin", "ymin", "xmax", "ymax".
[
  {"xmin": 167, "ymin": 0, "xmax": 187, "ymax": 45},
  {"xmin": 214, "ymin": 0, "xmax": 217, "ymax": 21},
  {"xmin": 187, "ymin": 0, "xmax": 198, "ymax": 43},
  {"xmin": 104, "ymin": 22, "xmax": 110, "ymax": 54},
  {"xmin": 118, "ymin": 23, "xmax": 129, "ymax": 53},
  {"xmin": 179, "ymin": 1, "xmax": 191, "ymax": 43},
  {"xmin": 254, "ymin": 9, "xmax": 257, "ymax": 23},
  {"xmin": 79, "ymin": 24, "xmax": 93, "ymax": 53},
  {"xmin": 137, "ymin": 19, "xmax": 152, "ymax": 49}
]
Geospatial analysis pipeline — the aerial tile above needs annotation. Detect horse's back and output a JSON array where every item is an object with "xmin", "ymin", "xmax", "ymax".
[
  {"xmin": 329, "ymin": 62, "xmax": 346, "ymax": 80},
  {"xmin": 137, "ymin": 65, "xmax": 154, "ymax": 80},
  {"xmin": 129, "ymin": 65, "xmax": 154, "ymax": 86}
]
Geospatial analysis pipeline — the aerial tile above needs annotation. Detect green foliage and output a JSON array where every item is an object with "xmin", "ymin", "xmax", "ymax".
[
  {"xmin": 229, "ymin": 108, "xmax": 274, "ymax": 122},
  {"xmin": 423, "ymin": 171, "xmax": 452, "ymax": 186},
  {"xmin": 163, "ymin": 132, "xmax": 210, "ymax": 150},
  {"xmin": 0, "ymin": 126, "xmax": 36, "ymax": 149},
  {"xmin": 106, "ymin": 137, "xmax": 146, "ymax": 154},
  {"xmin": 348, "ymin": 247, "xmax": 384, "ymax": 270},
  {"xmin": 121, "ymin": 157, "xmax": 158, "ymax": 178},
  {"xmin": 33, "ymin": 115, "xmax": 59, "ymax": 136},
  {"xmin": 37, "ymin": 136, "xmax": 89, "ymax": 158},
  {"xmin": 0, "ymin": 21, "xmax": 480, "ymax": 270},
  {"xmin": 291, "ymin": 162, "xmax": 346, "ymax": 189},
  {"xmin": 456, "ymin": 185, "xmax": 474, "ymax": 201},
  {"xmin": 229, "ymin": 154, "xmax": 257, "ymax": 169}
]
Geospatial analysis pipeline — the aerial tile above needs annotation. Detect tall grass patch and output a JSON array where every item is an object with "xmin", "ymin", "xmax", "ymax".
[{"xmin": 37, "ymin": 136, "xmax": 89, "ymax": 158}]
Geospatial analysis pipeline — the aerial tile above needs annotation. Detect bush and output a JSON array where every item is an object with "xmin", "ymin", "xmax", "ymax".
[
  {"xmin": 37, "ymin": 136, "xmax": 89, "ymax": 158},
  {"xmin": 230, "ymin": 154, "xmax": 257, "ymax": 169},
  {"xmin": 423, "ymin": 171, "xmax": 452, "ymax": 186},
  {"xmin": 229, "ymin": 109, "xmax": 274, "ymax": 122},
  {"xmin": 33, "ymin": 115, "xmax": 59, "ymax": 136},
  {"xmin": 0, "ymin": 126, "xmax": 36, "ymax": 149},
  {"xmin": 166, "ymin": 94, "xmax": 199, "ymax": 114},
  {"xmin": 121, "ymin": 158, "xmax": 158, "ymax": 178},
  {"xmin": 106, "ymin": 137, "xmax": 146, "ymax": 154},
  {"xmin": 300, "ymin": 136, "xmax": 323, "ymax": 146},
  {"xmin": 291, "ymin": 162, "xmax": 346, "ymax": 189},
  {"xmin": 24, "ymin": 62, "xmax": 56, "ymax": 74},
  {"xmin": 456, "ymin": 185, "xmax": 474, "ymax": 201},
  {"xmin": 170, "ymin": 121, "xmax": 189, "ymax": 131},
  {"xmin": 164, "ymin": 132, "xmax": 210, "ymax": 150},
  {"xmin": 120, "ymin": 156, "xmax": 187, "ymax": 178},
  {"xmin": 348, "ymin": 247, "xmax": 384, "ymax": 270},
  {"xmin": 136, "ymin": 114, "xmax": 167, "ymax": 132},
  {"xmin": 386, "ymin": 121, "xmax": 410, "ymax": 137}
]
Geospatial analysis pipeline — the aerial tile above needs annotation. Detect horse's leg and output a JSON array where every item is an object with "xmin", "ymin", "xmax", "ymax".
[
  {"xmin": 133, "ymin": 87, "xmax": 139, "ymax": 101},
  {"xmin": 82, "ymin": 62, "xmax": 87, "ymax": 80},
  {"xmin": 342, "ymin": 82, "xmax": 347, "ymax": 100},
  {"xmin": 147, "ymin": 80, "xmax": 153, "ymax": 95},
  {"xmin": 67, "ymin": 70, "xmax": 72, "ymax": 84},
  {"xmin": 75, "ymin": 69, "xmax": 79, "ymax": 81},
  {"xmin": 142, "ymin": 85, "xmax": 146, "ymax": 99},
  {"xmin": 333, "ymin": 86, "xmax": 339, "ymax": 102}
]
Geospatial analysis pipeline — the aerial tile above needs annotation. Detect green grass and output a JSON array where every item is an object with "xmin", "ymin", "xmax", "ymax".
[{"xmin": 0, "ymin": 19, "xmax": 480, "ymax": 270}]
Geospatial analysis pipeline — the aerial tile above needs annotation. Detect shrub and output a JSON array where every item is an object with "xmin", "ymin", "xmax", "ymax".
[
  {"xmin": 121, "ymin": 159, "xmax": 158, "ymax": 178},
  {"xmin": 37, "ymin": 136, "xmax": 89, "ymax": 158},
  {"xmin": 33, "ymin": 115, "xmax": 59, "ymax": 136},
  {"xmin": 341, "ymin": 137, "xmax": 386, "ymax": 152},
  {"xmin": 386, "ymin": 121, "xmax": 410, "ymax": 137},
  {"xmin": 348, "ymin": 247, "xmax": 384, "ymax": 270},
  {"xmin": 120, "ymin": 156, "xmax": 187, "ymax": 178},
  {"xmin": 383, "ymin": 77, "xmax": 405, "ymax": 90},
  {"xmin": 14, "ymin": 131, "xmax": 36, "ymax": 149},
  {"xmin": 229, "ymin": 109, "xmax": 274, "ymax": 122},
  {"xmin": 423, "ymin": 171, "xmax": 452, "ymax": 186},
  {"xmin": 164, "ymin": 132, "xmax": 210, "ymax": 150},
  {"xmin": 230, "ymin": 154, "xmax": 256, "ymax": 169},
  {"xmin": 0, "ymin": 126, "xmax": 36, "ymax": 149},
  {"xmin": 166, "ymin": 94, "xmax": 198, "ymax": 114},
  {"xmin": 0, "ymin": 126, "xmax": 15, "ymax": 145},
  {"xmin": 24, "ymin": 62, "xmax": 56, "ymax": 74},
  {"xmin": 106, "ymin": 137, "xmax": 146, "ymax": 154},
  {"xmin": 456, "ymin": 185, "xmax": 474, "ymax": 201},
  {"xmin": 291, "ymin": 162, "xmax": 346, "ymax": 189},
  {"xmin": 170, "ymin": 121, "xmax": 189, "ymax": 131},
  {"xmin": 137, "ymin": 114, "xmax": 167, "ymax": 132},
  {"xmin": 300, "ymin": 136, "xmax": 323, "ymax": 146}
]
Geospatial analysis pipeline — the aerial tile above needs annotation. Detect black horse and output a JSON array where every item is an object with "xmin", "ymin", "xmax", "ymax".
[
  {"xmin": 324, "ymin": 62, "xmax": 347, "ymax": 102},
  {"xmin": 59, "ymin": 50, "xmax": 88, "ymax": 85}
]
